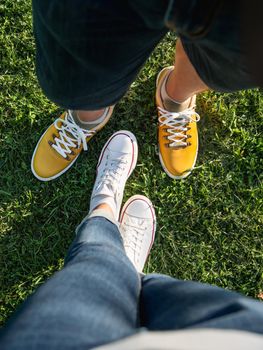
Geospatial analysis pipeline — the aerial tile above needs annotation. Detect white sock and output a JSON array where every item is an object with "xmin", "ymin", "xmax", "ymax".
[
  {"xmin": 88, "ymin": 208, "xmax": 118, "ymax": 227},
  {"xmin": 89, "ymin": 179, "xmax": 122, "ymax": 220},
  {"xmin": 90, "ymin": 194, "xmax": 116, "ymax": 215}
]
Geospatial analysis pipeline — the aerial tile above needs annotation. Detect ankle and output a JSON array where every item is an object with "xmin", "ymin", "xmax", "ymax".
[
  {"xmin": 76, "ymin": 109, "xmax": 105, "ymax": 122},
  {"xmin": 165, "ymin": 72, "xmax": 194, "ymax": 103},
  {"xmin": 93, "ymin": 203, "xmax": 114, "ymax": 217},
  {"xmin": 88, "ymin": 204, "xmax": 118, "ymax": 227}
]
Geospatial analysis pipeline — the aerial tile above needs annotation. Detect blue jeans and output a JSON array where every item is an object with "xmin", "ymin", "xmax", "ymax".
[{"xmin": 1, "ymin": 216, "xmax": 263, "ymax": 349}]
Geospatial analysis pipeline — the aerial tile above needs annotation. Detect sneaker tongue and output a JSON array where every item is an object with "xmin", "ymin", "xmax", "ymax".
[
  {"xmin": 108, "ymin": 149, "xmax": 129, "ymax": 158},
  {"xmin": 109, "ymin": 150, "xmax": 126, "ymax": 158},
  {"xmin": 96, "ymin": 182, "xmax": 115, "ymax": 197}
]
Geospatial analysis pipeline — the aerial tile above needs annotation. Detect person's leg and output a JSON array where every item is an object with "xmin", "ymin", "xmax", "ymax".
[
  {"xmin": 166, "ymin": 39, "xmax": 209, "ymax": 103},
  {"xmin": 0, "ymin": 216, "xmax": 140, "ymax": 350},
  {"xmin": 32, "ymin": 0, "xmax": 168, "ymax": 111},
  {"xmin": 76, "ymin": 109, "xmax": 106, "ymax": 123},
  {"xmin": 156, "ymin": 0, "xmax": 257, "ymax": 180},
  {"xmin": 156, "ymin": 46, "xmax": 202, "ymax": 179},
  {"xmin": 31, "ymin": 0, "xmax": 168, "ymax": 181},
  {"xmin": 140, "ymin": 274, "xmax": 263, "ymax": 334},
  {"xmin": 77, "ymin": 4, "xmax": 211, "ymax": 122},
  {"xmin": 0, "ymin": 131, "xmax": 141, "ymax": 350}
]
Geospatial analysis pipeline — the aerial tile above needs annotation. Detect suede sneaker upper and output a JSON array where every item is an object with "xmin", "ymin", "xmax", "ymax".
[
  {"xmin": 156, "ymin": 67, "xmax": 200, "ymax": 179},
  {"xmin": 31, "ymin": 107, "xmax": 114, "ymax": 181}
]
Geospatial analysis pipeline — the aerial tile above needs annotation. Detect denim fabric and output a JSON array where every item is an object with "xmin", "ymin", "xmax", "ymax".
[
  {"xmin": 0, "ymin": 218, "xmax": 141, "ymax": 350},
  {"xmin": 1, "ymin": 216, "xmax": 263, "ymax": 350},
  {"xmin": 32, "ymin": 0, "xmax": 255, "ymax": 110},
  {"xmin": 141, "ymin": 275, "xmax": 263, "ymax": 332}
]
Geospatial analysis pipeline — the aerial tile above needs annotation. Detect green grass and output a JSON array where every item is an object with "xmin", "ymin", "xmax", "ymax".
[{"xmin": 0, "ymin": 0, "xmax": 263, "ymax": 326}]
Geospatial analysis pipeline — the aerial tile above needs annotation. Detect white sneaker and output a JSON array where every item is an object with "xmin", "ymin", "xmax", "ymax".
[
  {"xmin": 89, "ymin": 131, "xmax": 138, "ymax": 221},
  {"xmin": 120, "ymin": 195, "xmax": 156, "ymax": 273}
]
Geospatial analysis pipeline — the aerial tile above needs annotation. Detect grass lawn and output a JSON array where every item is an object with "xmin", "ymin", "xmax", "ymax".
[{"xmin": 0, "ymin": 1, "xmax": 263, "ymax": 326}]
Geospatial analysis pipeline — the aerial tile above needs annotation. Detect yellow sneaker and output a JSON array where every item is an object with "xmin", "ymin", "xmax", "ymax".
[
  {"xmin": 156, "ymin": 66, "xmax": 200, "ymax": 179},
  {"xmin": 31, "ymin": 106, "xmax": 114, "ymax": 181}
]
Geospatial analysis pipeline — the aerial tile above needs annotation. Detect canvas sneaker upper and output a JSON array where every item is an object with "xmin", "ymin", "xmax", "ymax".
[
  {"xmin": 89, "ymin": 131, "xmax": 138, "ymax": 221},
  {"xmin": 120, "ymin": 195, "xmax": 156, "ymax": 273},
  {"xmin": 156, "ymin": 66, "xmax": 200, "ymax": 179},
  {"xmin": 31, "ymin": 107, "xmax": 114, "ymax": 181}
]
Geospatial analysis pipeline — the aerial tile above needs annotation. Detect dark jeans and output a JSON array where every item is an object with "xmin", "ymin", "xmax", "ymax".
[
  {"xmin": 1, "ymin": 216, "xmax": 263, "ymax": 350},
  {"xmin": 32, "ymin": 0, "xmax": 255, "ymax": 110}
]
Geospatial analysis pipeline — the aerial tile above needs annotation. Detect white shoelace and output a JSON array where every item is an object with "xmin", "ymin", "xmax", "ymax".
[
  {"xmin": 122, "ymin": 218, "xmax": 147, "ymax": 262},
  {"xmin": 52, "ymin": 111, "xmax": 95, "ymax": 158},
  {"xmin": 158, "ymin": 107, "xmax": 200, "ymax": 148},
  {"xmin": 96, "ymin": 155, "xmax": 128, "ymax": 193}
]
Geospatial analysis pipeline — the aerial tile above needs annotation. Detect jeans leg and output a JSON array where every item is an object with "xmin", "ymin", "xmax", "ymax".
[
  {"xmin": 0, "ymin": 217, "xmax": 140, "ymax": 350},
  {"xmin": 140, "ymin": 274, "xmax": 263, "ymax": 334}
]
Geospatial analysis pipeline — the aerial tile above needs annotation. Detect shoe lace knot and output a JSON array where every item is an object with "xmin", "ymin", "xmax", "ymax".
[
  {"xmin": 52, "ymin": 111, "xmax": 95, "ymax": 158},
  {"xmin": 158, "ymin": 106, "xmax": 200, "ymax": 148}
]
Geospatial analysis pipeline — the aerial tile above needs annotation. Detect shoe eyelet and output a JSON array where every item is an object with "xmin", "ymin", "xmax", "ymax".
[{"xmin": 48, "ymin": 140, "xmax": 53, "ymax": 147}]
